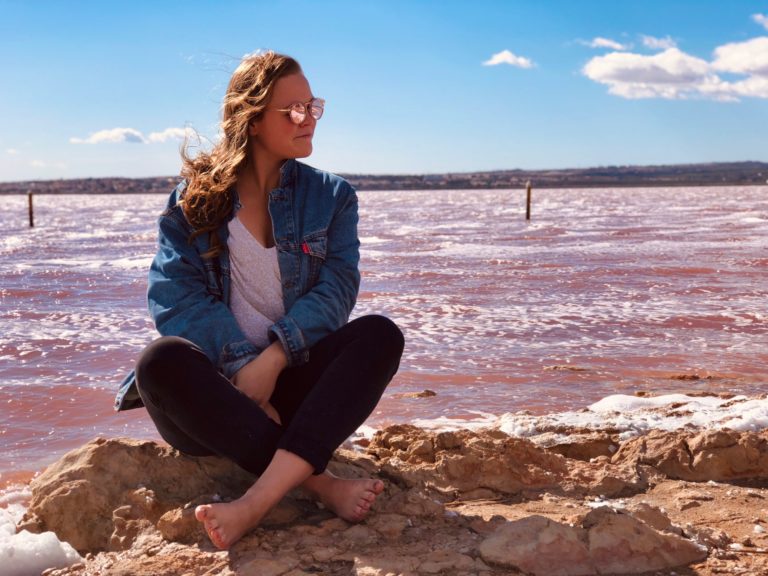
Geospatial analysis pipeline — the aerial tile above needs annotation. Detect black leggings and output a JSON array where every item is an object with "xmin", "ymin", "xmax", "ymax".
[{"xmin": 135, "ymin": 315, "xmax": 404, "ymax": 475}]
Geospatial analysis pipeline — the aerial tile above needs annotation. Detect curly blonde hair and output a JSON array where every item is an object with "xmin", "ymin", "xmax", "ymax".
[{"xmin": 180, "ymin": 51, "xmax": 301, "ymax": 255}]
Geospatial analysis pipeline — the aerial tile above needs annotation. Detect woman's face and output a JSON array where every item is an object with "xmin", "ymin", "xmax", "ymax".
[{"xmin": 248, "ymin": 72, "xmax": 317, "ymax": 164}]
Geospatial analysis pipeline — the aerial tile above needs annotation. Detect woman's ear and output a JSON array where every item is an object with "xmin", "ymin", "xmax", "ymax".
[{"xmin": 248, "ymin": 119, "xmax": 259, "ymax": 137}]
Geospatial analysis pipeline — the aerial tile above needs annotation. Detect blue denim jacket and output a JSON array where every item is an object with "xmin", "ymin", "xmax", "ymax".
[{"xmin": 115, "ymin": 159, "xmax": 360, "ymax": 411}]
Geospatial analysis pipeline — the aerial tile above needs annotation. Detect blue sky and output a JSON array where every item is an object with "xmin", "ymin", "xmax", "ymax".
[{"xmin": 1, "ymin": 0, "xmax": 766, "ymax": 181}]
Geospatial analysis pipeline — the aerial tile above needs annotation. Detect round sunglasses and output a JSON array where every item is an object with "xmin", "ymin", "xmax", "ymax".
[{"xmin": 273, "ymin": 97, "xmax": 325, "ymax": 125}]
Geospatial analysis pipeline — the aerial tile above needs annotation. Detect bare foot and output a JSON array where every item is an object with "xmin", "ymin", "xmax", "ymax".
[
  {"xmin": 194, "ymin": 493, "xmax": 266, "ymax": 550},
  {"xmin": 305, "ymin": 473, "xmax": 385, "ymax": 522}
]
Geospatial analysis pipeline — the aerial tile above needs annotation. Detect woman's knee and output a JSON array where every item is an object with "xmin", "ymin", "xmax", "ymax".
[
  {"xmin": 354, "ymin": 314, "xmax": 405, "ymax": 363},
  {"xmin": 135, "ymin": 336, "xmax": 199, "ymax": 392}
]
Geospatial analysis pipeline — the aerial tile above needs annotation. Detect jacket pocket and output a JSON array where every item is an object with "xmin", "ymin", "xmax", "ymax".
[{"xmin": 301, "ymin": 230, "xmax": 327, "ymax": 285}]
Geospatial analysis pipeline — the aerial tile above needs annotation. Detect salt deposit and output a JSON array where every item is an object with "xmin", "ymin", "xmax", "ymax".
[
  {"xmin": 376, "ymin": 393, "xmax": 768, "ymax": 448},
  {"xmin": 0, "ymin": 485, "xmax": 81, "ymax": 576},
  {"xmin": 496, "ymin": 393, "xmax": 768, "ymax": 442}
]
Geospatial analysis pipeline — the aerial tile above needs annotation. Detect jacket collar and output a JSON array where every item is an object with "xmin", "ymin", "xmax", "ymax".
[{"xmin": 279, "ymin": 158, "xmax": 297, "ymax": 189}]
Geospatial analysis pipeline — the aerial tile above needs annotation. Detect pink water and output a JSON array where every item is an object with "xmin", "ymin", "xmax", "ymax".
[{"xmin": 1, "ymin": 187, "xmax": 766, "ymax": 480}]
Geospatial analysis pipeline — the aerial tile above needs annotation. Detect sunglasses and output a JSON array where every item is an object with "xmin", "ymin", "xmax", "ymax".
[{"xmin": 274, "ymin": 97, "xmax": 325, "ymax": 125}]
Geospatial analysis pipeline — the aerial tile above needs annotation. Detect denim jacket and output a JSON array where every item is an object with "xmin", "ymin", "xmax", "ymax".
[{"xmin": 115, "ymin": 159, "xmax": 360, "ymax": 411}]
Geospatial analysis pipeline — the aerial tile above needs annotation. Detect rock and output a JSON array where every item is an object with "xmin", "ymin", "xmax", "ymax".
[
  {"xmin": 612, "ymin": 429, "xmax": 768, "ymax": 482},
  {"xmin": 370, "ymin": 425, "xmax": 643, "ymax": 499},
  {"xmin": 368, "ymin": 513, "xmax": 410, "ymax": 539},
  {"xmin": 344, "ymin": 524, "xmax": 378, "ymax": 544},
  {"xmin": 679, "ymin": 499, "xmax": 702, "ymax": 511},
  {"xmin": 584, "ymin": 506, "xmax": 707, "ymax": 573},
  {"xmin": 109, "ymin": 503, "xmax": 153, "ymax": 551},
  {"xmin": 21, "ymin": 423, "xmax": 768, "ymax": 576},
  {"xmin": 19, "ymin": 437, "xmax": 255, "ymax": 553},
  {"xmin": 676, "ymin": 488, "xmax": 714, "ymax": 503},
  {"xmin": 683, "ymin": 525, "xmax": 731, "ymax": 550},
  {"xmin": 543, "ymin": 431, "xmax": 619, "ymax": 462},
  {"xmin": 352, "ymin": 553, "xmax": 420, "ymax": 576},
  {"xmin": 378, "ymin": 487, "xmax": 444, "ymax": 518},
  {"xmin": 370, "ymin": 425, "xmax": 568, "ymax": 495},
  {"xmin": 312, "ymin": 519, "xmax": 344, "ymax": 536},
  {"xmin": 480, "ymin": 515, "xmax": 594, "ymax": 575},
  {"xmin": 688, "ymin": 430, "xmax": 768, "ymax": 480},
  {"xmin": 236, "ymin": 552, "xmax": 300, "ymax": 576},
  {"xmin": 392, "ymin": 390, "xmax": 437, "ymax": 399},
  {"xmin": 310, "ymin": 546, "xmax": 340, "ymax": 562},
  {"xmin": 625, "ymin": 502, "xmax": 682, "ymax": 535},
  {"xmin": 418, "ymin": 549, "xmax": 476, "ymax": 573},
  {"xmin": 580, "ymin": 466, "xmax": 646, "ymax": 497},
  {"xmin": 156, "ymin": 507, "xmax": 200, "ymax": 544},
  {"xmin": 479, "ymin": 508, "xmax": 706, "ymax": 575}
]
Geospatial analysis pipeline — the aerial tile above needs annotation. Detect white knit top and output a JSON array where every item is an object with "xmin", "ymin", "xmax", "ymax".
[{"xmin": 227, "ymin": 216, "xmax": 285, "ymax": 349}]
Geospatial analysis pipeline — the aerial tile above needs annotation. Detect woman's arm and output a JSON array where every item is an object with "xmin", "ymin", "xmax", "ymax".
[{"xmin": 231, "ymin": 340, "xmax": 287, "ymax": 424}]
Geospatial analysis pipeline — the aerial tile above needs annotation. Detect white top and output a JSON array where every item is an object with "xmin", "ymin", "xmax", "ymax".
[{"xmin": 227, "ymin": 216, "xmax": 285, "ymax": 349}]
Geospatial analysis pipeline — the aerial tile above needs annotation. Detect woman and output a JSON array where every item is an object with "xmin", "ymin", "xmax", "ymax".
[{"xmin": 115, "ymin": 51, "xmax": 404, "ymax": 549}]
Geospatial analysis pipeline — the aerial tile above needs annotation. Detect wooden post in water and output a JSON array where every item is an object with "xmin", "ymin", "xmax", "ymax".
[
  {"xmin": 525, "ymin": 180, "xmax": 532, "ymax": 221},
  {"xmin": 28, "ymin": 192, "xmax": 34, "ymax": 228}
]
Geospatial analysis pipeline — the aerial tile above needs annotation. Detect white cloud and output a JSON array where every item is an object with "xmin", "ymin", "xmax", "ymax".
[
  {"xmin": 29, "ymin": 160, "xmax": 46, "ymax": 167},
  {"xmin": 482, "ymin": 50, "xmax": 534, "ymax": 68},
  {"xmin": 728, "ymin": 74, "xmax": 768, "ymax": 98},
  {"xmin": 753, "ymin": 13, "xmax": 768, "ymax": 30},
  {"xmin": 147, "ymin": 127, "xmax": 192, "ymax": 143},
  {"xmin": 712, "ymin": 37, "xmax": 768, "ymax": 77},
  {"xmin": 6, "ymin": 148, "xmax": 18, "ymax": 155},
  {"xmin": 583, "ymin": 27, "xmax": 768, "ymax": 103},
  {"xmin": 70, "ymin": 127, "xmax": 146, "ymax": 144},
  {"xmin": 583, "ymin": 48, "xmax": 712, "ymax": 99},
  {"xmin": 70, "ymin": 126, "xmax": 193, "ymax": 145},
  {"xmin": 641, "ymin": 35, "xmax": 677, "ymax": 50},
  {"xmin": 583, "ymin": 37, "xmax": 629, "ymax": 51}
]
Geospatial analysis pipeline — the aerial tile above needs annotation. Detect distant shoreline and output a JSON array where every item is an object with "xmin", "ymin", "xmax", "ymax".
[{"xmin": 1, "ymin": 160, "xmax": 766, "ymax": 194}]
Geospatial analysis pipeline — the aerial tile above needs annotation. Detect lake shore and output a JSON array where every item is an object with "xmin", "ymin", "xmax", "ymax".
[
  {"xmin": 2, "ymin": 162, "xmax": 767, "ymax": 193},
  {"xmin": 7, "ymin": 392, "xmax": 768, "ymax": 576}
]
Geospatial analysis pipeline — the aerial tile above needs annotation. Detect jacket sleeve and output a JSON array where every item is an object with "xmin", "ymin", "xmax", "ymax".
[
  {"xmin": 268, "ymin": 183, "xmax": 360, "ymax": 366},
  {"xmin": 148, "ymin": 212, "xmax": 260, "ymax": 378}
]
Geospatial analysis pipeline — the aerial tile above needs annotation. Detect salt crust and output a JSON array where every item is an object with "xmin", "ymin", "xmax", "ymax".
[
  {"xmin": 404, "ymin": 394, "xmax": 768, "ymax": 444},
  {"xmin": 0, "ymin": 485, "xmax": 81, "ymax": 576}
]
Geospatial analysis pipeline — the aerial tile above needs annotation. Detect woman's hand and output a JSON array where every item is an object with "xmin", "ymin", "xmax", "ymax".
[{"xmin": 232, "ymin": 341, "xmax": 288, "ymax": 425}]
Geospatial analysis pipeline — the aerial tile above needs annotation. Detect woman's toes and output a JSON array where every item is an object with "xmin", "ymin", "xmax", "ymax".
[
  {"xmin": 195, "ymin": 504, "xmax": 210, "ymax": 522},
  {"xmin": 211, "ymin": 528, "xmax": 228, "ymax": 549},
  {"xmin": 203, "ymin": 521, "xmax": 228, "ymax": 549}
]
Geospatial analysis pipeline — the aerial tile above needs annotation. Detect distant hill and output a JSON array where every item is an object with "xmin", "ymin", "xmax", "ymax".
[{"xmin": 1, "ymin": 161, "xmax": 766, "ymax": 194}]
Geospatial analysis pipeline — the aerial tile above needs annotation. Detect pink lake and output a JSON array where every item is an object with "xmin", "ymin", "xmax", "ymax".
[{"xmin": 1, "ymin": 186, "xmax": 766, "ymax": 481}]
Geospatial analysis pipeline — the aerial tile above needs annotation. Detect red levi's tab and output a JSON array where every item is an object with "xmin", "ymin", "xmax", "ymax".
[{"xmin": 302, "ymin": 241, "xmax": 311, "ymax": 254}]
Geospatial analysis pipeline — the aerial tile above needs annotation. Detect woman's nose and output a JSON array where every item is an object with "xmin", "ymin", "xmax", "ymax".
[{"xmin": 300, "ymin": 112, "xmax": 316, "ymax": 128}]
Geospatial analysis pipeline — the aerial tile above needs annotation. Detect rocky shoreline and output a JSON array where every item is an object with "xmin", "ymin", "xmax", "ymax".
[{"xmin": 13, "ymin": 413, "xmax": 768, "ymax": 576}]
